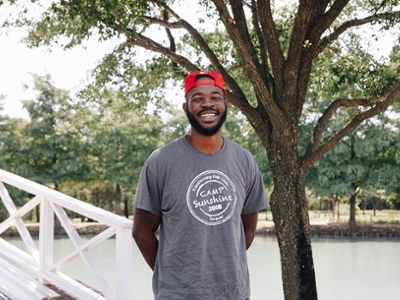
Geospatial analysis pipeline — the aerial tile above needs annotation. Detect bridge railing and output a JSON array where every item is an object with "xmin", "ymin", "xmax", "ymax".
[{"xmin": 0, "ymin": 169, "xmax": 133, "ymax": 300}]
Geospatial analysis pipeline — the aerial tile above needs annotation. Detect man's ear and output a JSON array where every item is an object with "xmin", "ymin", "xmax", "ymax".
[{"xmin": 182, "ymin": 102, "xmax": 188, "ymax": 115}]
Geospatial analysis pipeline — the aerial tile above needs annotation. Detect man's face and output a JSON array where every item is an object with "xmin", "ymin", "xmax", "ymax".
[{"xmin": 184, "ymin": 84, "xmax": 227, "ymax": 136}]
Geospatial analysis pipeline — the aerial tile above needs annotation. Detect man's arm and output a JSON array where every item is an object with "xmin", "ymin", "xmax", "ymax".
[
  {"xmin": 241, "ymin": 211, "xmax": 259, "ymax": 250},
  {"xmin": 132, "ymin": 208, "xmax": 161, "ymax": 271}
]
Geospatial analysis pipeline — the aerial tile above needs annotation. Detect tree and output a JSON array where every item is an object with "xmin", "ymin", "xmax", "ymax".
[
  {"xmin": 306, "ymin": 117, "xmax": 400, "ymax": 231},
  {"xmin": 20, "ymin": 74, "xmax": 90, "ymax": 224},
  {"xmin": 3, "ymin": 1, "xmax": 400, "ymax": 299},
  {"xmin": 21, "ymin": 74, "xmax": 88, "ymax": 189},
  {"xmin": 0, "ymin": 96, "xmax": 11, "ymax": 170},
  {"xmin": 223, "ymin": 107, "xmax": 273, "ymax": 191},
  {"xmin": 0, "ymin": 97, "xmax": 36, "ymax": 221},
  {"xmin": 82, "ymin": 90, "xmax": 163, "ymax": 217}
]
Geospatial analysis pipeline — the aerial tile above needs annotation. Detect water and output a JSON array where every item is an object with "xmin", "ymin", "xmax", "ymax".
[
  {"xmin": 4, "ymin": 235, "xmax": 400, "ymax": 300},
  {"xmin": 249, "ymin": 236, "xmax": 400, "ymax": 300}
]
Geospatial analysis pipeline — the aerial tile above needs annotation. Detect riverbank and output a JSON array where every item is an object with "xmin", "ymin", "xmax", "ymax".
[
  {"xmin": 2, "ymin": 219, "xmax": 400, "ymax": 238},
  {"xmin": 256, "ymin": 220, "xmax": 400, "ymax": 237}
]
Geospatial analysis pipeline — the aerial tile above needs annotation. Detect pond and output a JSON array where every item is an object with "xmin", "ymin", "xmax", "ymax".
[{"xmin": 4, "ymin": 235, "xmax": 400, "ymax": 299}]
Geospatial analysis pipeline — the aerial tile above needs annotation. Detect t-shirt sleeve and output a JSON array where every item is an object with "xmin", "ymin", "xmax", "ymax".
[
  {"xmin": 133, "ymin": 159, "xmax": 162, "ymax": 216},
  {"xmin": 241, "ymin": 157, "xmax": 268, "ymax": 214}
]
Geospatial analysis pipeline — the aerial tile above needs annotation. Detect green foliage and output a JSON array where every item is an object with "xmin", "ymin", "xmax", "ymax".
[
  {"xmin": 223, "ymin": 107, "xmax": 272, "ymax": 187},
  {"xmin": 85, "ymin": 92, "xmax": 163, "ymax": 188},
  {"xmin": 62, "ymin": 84, "xmax": 163, "ymax": 214},
  {"xmin": 0, "ymin": 73, "xmax": 165, "ymax": 215},
  {"xmin": 309, "ymin": 33, "xmax": 398, "ymax": 105},
  {"xmin": 161, "ymin": 107, "xmax": 189, "ymax": 142},
  {"xmin": 22, "ymin": 1, "xmax": 151, "ymax": 49},
  {"xmin": 82, "ymin": 52, "xmax": 178, "ymax": 113},
  {"xmin": 306, "ymin": 116, "xmax": 400, "ymax": 203},
  {"xmin": 19, "ymin": 74, "xmax": 88, "ymax": 187}
]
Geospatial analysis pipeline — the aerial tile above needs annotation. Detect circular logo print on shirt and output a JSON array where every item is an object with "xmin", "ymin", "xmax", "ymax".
[{"xmin": 186, "ymin": 170, "xmax": 237, "ymax": 225}]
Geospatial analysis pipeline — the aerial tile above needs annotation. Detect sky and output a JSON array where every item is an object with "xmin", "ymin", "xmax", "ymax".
[{"xmin": 0, "ymin": 26, "xmax": 118, "ymax": 119}]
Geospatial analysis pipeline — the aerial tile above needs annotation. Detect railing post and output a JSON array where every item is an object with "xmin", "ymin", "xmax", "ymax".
[
  {"xmin": 39, "ymin": 195, "xmax": 54, "ymax": 284},
  {"xmin": 115, "ymin": 226, "xmax": 133, "ymax": 300}
]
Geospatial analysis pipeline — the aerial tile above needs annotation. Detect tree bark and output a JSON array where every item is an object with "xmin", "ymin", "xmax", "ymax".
[
  {"xmin": 124, "ymin": 195, "xmax": 129, "ymax": 218},
  {"xmin": 361, "ymin": 197, "xmax": 366, "ymax": 215},
  {"xmin": 267, "ymin": 132, "xmax": 317, "ymax": 300},
  {"xmin": 115, "ymin": 183, "xmax": 121, "ymax": 215},
  {"xmin": 373, "ymin": 197, "xmax": 377, "ymax": 216},
  {"xmin": 95, "ymin": 187, "xmax": 100, "ymax": 207},
  {"xmin": 348, "ymin": 193, "xmax": 357, "ymax": 234},
  {"xmin": 36, "ymin": 204, "xmax": 40, "ymax": 222}
]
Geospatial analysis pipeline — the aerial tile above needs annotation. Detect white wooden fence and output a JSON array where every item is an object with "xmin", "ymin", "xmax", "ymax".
[{"xmin": 0, "ymin": 169, "xmax": 133, "ymax": 300}]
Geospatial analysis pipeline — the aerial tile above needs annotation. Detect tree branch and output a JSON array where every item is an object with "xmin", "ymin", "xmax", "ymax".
[
  {"xmin": 148, "ymin": 1, "xmax": 225, "ymax": 72},
  {"xmin": 250, "ymin": 0, "xmax": 273, "ymax": 92},
  {"xmin": 105, "ymin": 9, "xmax": 194, "ymax": 74},
  {"xmin": 316, "ymin": 10, "xmax": 400, "ymax": 55},
  {"xmin": 256, "ymin": 0, "xmax": 285, "ymax": 89},
  {"xmin": 162, "ymin": 10, "xmax": 180, "ymax": 74},
  {"xmin": 105, "ymin": 3, "xmax": 261, "ymax": 119},
  {"xmin": 308, "ymin": 0, "xmax": 350, "ymax": 40},
  {"xmin": 212, "ymin": 0, "xmax": 284, "ymax": 125},
  {"xmin": 229, "ymin": 0, "xmax": 263, "ymax": 74},
  {"xmin": 146, "ymin": 1, "xmax": 259, "ymax": 112},
  {"xmin": 286, "ymin": 0, "xmax": 317, "ymax": 70},
  {"xmin": 301, "ymin": 84, "xmax": 400, "ymax": 172}
]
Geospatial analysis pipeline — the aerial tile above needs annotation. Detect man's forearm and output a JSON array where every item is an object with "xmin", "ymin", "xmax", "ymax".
[
  {"xmin": 241, "ymin": 211, "xmax": 258, "ymax": 250},
  {"xmin": 132, "ymin": 208, "xmax": 161, "ymax": 271},
  {"xmin": 134, "ymin": 233, "xmax": 159, "ymax": 270}
]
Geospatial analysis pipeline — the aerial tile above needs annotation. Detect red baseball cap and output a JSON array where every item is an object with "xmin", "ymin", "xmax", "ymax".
[{"xmin": 184, "ymin": 71, "xmax": 226, "ymax": 96}]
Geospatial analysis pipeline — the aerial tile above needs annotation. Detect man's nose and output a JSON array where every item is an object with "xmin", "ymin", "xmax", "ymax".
[{"xmin": 200, "ymin": 97, "xmax": 214, "ymax": 107}]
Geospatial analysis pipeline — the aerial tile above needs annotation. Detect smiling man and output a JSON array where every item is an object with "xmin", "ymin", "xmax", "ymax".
[{"xmin": 132, "ymin": 71, "xmax": 268, "ymax": 300}]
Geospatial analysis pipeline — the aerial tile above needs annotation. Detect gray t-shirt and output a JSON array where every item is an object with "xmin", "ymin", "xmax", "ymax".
[{"xmin": 134, "ymin": 136, "xmax": 268, "ymax": 300}]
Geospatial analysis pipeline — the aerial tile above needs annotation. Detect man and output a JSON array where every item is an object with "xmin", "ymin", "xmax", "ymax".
[{"xmin": 132, "ymin": 70, "xmax": 268, "ymax": 300}]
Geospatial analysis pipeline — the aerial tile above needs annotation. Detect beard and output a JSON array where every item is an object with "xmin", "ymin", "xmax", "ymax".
[{"xmin": 185, "ymin": 104, "xmax": 228, "ymax": 136}]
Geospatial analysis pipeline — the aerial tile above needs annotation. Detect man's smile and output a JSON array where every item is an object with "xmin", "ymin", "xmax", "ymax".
[{"xmin": 198, "ymin": 109, "xmax": 219, "ymax": 120}]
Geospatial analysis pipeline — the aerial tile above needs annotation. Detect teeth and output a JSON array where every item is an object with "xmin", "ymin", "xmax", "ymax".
[{"xmin": 200, "ymin": 111, "xmax": 217, "ymax": 118}]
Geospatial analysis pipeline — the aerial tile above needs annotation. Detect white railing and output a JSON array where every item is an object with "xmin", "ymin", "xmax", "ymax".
[{"xmin": 0, "ymin": 169, "xmax": 133, "ymax": 300}]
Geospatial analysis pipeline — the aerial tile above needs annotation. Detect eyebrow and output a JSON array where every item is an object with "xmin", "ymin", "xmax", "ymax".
[{"xmin": 190, "ymin": 91, "xmax": 224, "ymax": 98}]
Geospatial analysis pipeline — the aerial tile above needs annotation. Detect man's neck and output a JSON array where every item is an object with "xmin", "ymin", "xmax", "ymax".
[{"xmin": 185, "ymin": 130, "xmax": 224, "ymax": 154}]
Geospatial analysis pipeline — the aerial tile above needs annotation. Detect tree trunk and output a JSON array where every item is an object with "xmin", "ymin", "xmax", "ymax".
[
  {"xmin": 271, "ymin": 175, "xmax": 317, "ymax": 299},
  {"xmin": 348, "ymin": 193, "xmax": 357, "ymax": 234},
  {"xmin": 332, "ymin": 195, "xmax": 339, "ymax": 219},
  {"xmin": 36, "ymin": 204, "xmax": 40, "ymax": 222},
  {"xmin": 95, "ymin": 187, "xmax": 100, "ymax": 207},
  {"xmin": 361, "ymin": 197, "xmax": 366, "ymax": 215},
  {"xmin": 268, "ymin": 133, "xmax": 317, "ymax": 300},
  {"xmin": 108, "ymin": 197, "xmax": 113, "ymax": 213},
  {"xmin": 124, "ymin": 195, "xmax": 129, "ymax": 218},
  {"xmin": 372, "ymin": 197, "xmax": 381, "ymax": 216},
  {"xmin": 373, "ymin": 197, "xmax": 377, "ymax": 216},
  {"xmin": 115, "ymin": 183, "xmax": 121, "ymax": 215}
]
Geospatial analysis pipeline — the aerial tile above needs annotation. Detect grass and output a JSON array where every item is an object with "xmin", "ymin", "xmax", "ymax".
[{"xmin": 258, "ymin": 208, "xmax": 400, "ymax": 225}]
